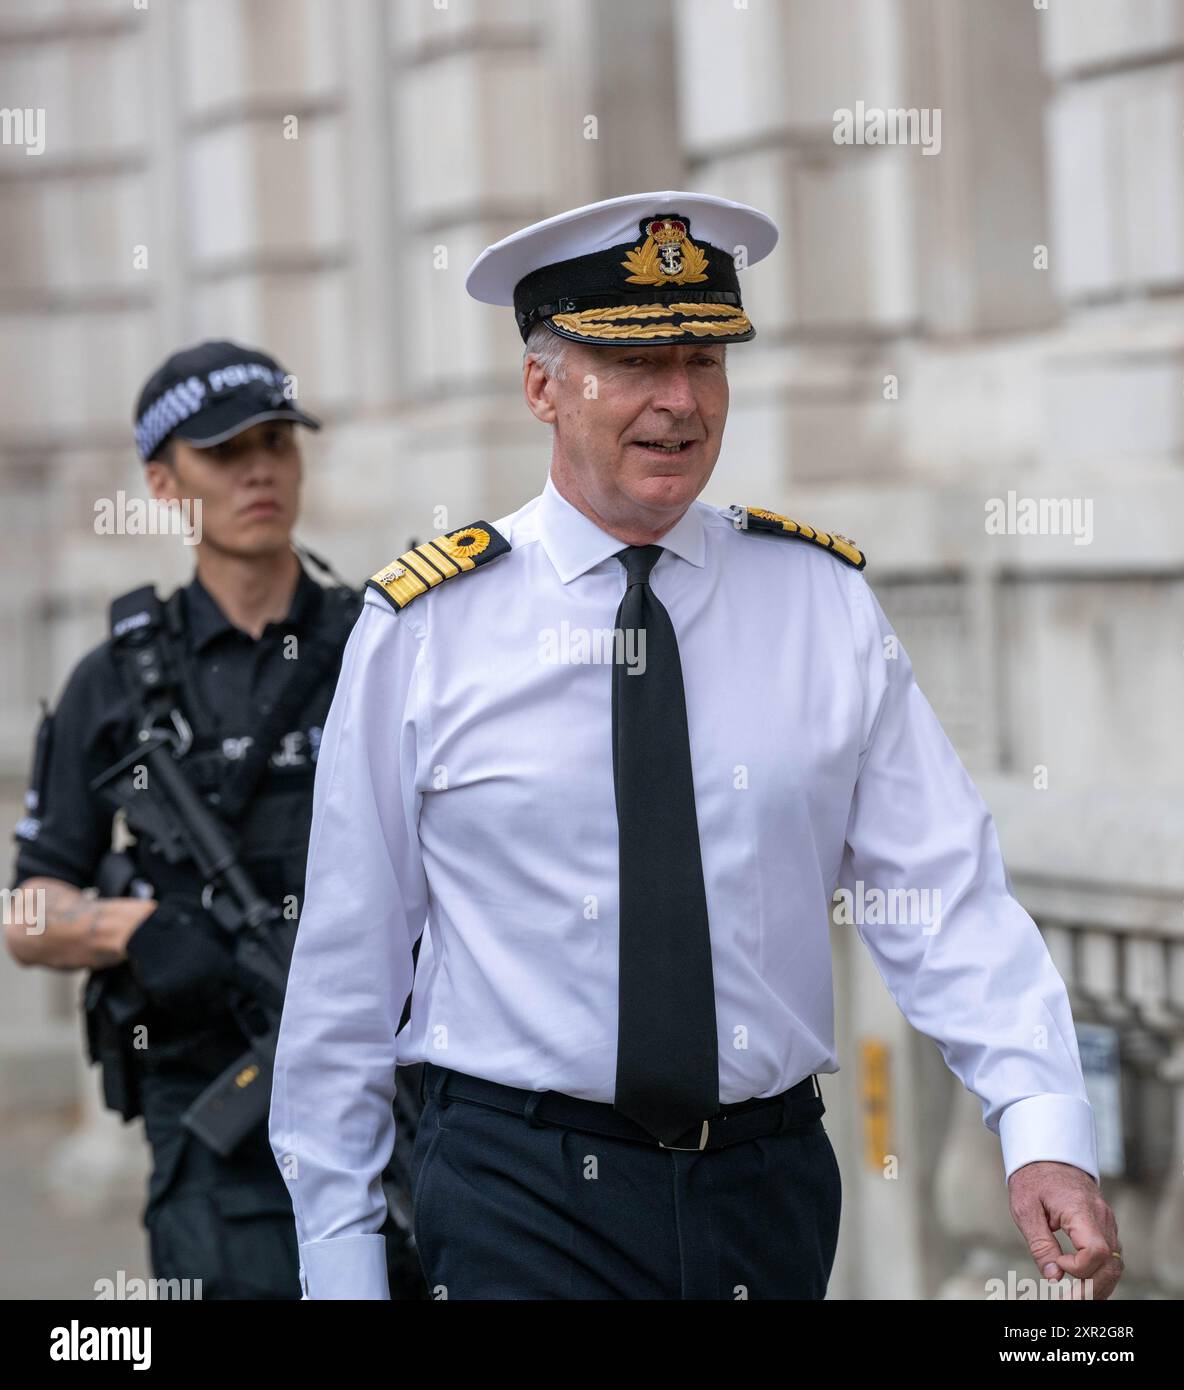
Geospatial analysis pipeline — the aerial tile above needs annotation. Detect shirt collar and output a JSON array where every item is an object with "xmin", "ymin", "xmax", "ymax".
[
  {"xmin": 536, "ymin": 472, "xmax": 707, "ymax": 584},
  {"xmin": 183, "ymin": 558, "xmax": 323, "ymax": 651}
]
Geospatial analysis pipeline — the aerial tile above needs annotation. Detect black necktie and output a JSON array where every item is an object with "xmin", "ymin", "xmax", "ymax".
[{"xmin": 611, "ymin": 544, "xmax": 719, "ymax": 1146}]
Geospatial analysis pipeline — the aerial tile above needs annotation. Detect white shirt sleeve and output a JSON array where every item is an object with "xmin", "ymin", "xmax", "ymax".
[
  {"xmin": 836, "ymin": 571, "xmax": 1099, "ymax": 1186},
  {"xmin": 269, "ymin": 593, "xmax": 429, "ymax": 1298}
]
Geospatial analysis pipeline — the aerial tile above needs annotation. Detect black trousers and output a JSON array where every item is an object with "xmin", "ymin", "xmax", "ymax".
[
  {"xmin": 140, "ymin": 1069, "xmax": 302, "ymax": 1300},
  {"xmin": 139, "ymin": 1069, "xmax": 428, "ymax": 1300},
  {"xmin": 410, "ymin": 1066, "xmax": 842, "ymax": 1300}
]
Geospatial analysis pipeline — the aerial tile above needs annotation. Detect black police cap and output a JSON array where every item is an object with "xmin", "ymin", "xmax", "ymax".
[{"xmin": 133, "ymin": 340, "xmax": 320, "ymax": 462}]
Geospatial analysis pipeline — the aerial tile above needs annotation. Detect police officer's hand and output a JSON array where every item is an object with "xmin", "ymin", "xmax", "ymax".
[
  {"xmin": 93, "ymin": 896, "xmax": 159, "ymax": 968},
  {"xmin": 124, "ymin": 895, "xmax": 236, "ymax": 1012}
]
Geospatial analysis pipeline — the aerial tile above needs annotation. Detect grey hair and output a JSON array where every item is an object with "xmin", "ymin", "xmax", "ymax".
[{"xmin": 523, "ymin": 322, "xmax": 572, "ymax": 381}]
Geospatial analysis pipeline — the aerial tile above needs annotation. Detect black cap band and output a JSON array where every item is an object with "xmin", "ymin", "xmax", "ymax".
[{"xmin": 512, "ymin": 215, "xmax": 746, "ymax": 345}]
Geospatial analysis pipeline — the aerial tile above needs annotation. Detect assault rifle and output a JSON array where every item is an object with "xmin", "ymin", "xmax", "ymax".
[{"xmin": 91, "ymin": 726, "xmax": 293, "ymax": 1156}]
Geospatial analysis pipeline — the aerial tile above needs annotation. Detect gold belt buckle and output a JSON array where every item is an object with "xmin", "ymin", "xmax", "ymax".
[{"xmin": 659, "ymin": 1120, "xmax": 710, "ymax": 1151}]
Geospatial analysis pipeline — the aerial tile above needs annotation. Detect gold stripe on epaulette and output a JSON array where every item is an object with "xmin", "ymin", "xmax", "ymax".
[
  {"xmin": 829, "ymin": 534, "xmax": 865, "ymax": 567},
  {"xmin": 371, "ymin": 559, "xmax": 428, "ymax": 609},
  {"xmin": 400, "ymin": 549, "xmax": 444, "ymax": 587},
  {"xmin": 419, "ymin": 540, "xmax": 460, "ymax": 577}
]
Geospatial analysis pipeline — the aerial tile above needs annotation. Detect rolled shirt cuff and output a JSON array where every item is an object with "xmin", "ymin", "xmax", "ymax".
[
  {"xmin": 299, "ymin": 1234, "xmax": 391, "ymax": 1299},
  {"xmin": 998, "ymin": 1093, "xmax": 1100, "ymax": 1185}
]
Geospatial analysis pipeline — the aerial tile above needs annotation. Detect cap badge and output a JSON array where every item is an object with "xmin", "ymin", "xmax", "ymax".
[{"xmin": 622, "ymin": 217, "xmax": 709, "ymax": 287}]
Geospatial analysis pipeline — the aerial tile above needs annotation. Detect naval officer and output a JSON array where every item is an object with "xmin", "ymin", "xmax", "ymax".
[{"xmin": 269, "ymin": 191, "xmax": 1121, "ymax": 1300}]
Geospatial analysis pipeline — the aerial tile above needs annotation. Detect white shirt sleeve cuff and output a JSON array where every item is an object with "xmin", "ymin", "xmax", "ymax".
[
  {"xmin": 299, "ymin": 1234, "xmax": 391, "ymax": 1299},
  {"xmin": 998, "ymin": 1093, "xmax": 1100, "ymax": 1186}
]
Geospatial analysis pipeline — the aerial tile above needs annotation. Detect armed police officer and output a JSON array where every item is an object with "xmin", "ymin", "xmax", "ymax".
[{"xmin": 5, "ymin": 340, "xmax": 426, "ymax": 1301}]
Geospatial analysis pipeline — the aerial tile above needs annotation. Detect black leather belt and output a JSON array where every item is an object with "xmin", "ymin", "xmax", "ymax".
[{"xmin": 420, "ymin": 1062, "xmax": 824, "ymax": 1152}]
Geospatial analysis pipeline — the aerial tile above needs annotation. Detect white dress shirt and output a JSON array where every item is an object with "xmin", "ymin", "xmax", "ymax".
[{"xmin": 269, "ymin": 472, "xmax": 1098, "ymax": 1299}]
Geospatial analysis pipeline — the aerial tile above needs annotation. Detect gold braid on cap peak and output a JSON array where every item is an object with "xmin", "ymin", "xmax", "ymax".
[
  {"xmin": 551, "ymin": 302, "xmax": 752, "ymax": 339},
  {"xmin": 553, "ymin": 302, "xmax": 747, "ymax": 323}
]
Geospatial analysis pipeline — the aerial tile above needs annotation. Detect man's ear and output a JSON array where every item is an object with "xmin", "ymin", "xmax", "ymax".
[{"xmin": 523, "ymin": 357, "xmax": 559, "ymax": 425}]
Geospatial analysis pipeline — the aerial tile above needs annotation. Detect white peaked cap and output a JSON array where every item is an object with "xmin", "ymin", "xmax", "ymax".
[
  {"xmin": 466, "ymin": 190, "xmax": 779, "ymax": 306},
  {"xmin": 464, "ymin": 190, "xmax": 779, "ymax": 347}
]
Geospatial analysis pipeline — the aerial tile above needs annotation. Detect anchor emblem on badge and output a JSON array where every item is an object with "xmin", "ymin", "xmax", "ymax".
[{"xmin": 653, "ymin": 219, "xmax": 686, "ymax": 277}]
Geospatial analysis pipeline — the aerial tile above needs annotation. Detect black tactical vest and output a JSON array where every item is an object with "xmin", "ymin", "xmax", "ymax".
[{"xmin": 103, "ymin": 577, "xmax": 361, "ymax": 1060}]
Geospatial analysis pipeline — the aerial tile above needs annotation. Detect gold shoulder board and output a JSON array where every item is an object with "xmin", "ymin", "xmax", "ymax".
[
  {"xmin": 367, "ymin": 522, "xmax": 512, "ymax": 611},
  {"xmin": 729, "ymin": 505, "xmax": 866, "ymax": 571}
]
